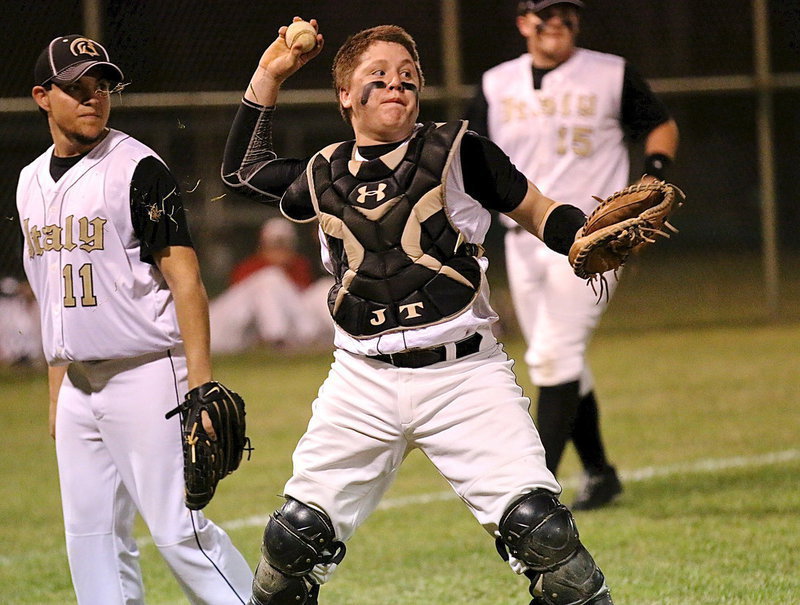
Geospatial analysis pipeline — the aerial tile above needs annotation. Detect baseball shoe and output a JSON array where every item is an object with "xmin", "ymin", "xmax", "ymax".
[{"xmin": 571, "ymin": 465, "xmax": 622, "ymax": 511}]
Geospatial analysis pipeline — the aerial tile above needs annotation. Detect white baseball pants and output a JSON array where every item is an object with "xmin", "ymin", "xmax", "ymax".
[
  {"xmin": 55, "ymin": 349, "xmax": 252, "ymax": 604},
  {"xmin": 504, "ymin": 229, "xmax": 618, "ymax": 393},
  {"xmin": 283, "ymin": 332, "xmax": 561, "ymax": 542}
]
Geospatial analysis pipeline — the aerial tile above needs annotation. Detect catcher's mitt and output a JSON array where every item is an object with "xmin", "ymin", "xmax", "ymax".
[
  {"xmin": 569, "ymin": 180, "xmax": 685, "ymax": 287},
  {"xmin": 165, "ymin": 381, "xmax": 252, "ymax": 510}
]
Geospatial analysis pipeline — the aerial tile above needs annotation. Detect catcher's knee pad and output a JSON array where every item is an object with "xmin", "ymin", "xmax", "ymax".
[
  {"xmin": 498, "ymin": 489, "xmax": 581, "ymax": 569},
  {"xmin": 251, "ymin": 498, "xmax": 345, "ymax": 604},
  {"xmin": 498, "ymin": 490, "xmax": 606, "ymax": 605}
]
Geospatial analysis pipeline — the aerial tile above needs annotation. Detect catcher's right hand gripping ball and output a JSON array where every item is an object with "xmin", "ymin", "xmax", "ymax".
[
  {"xmin": 569, "ymin": 180, "xmax": 685, "ymax": 282},
  {"xmin": 165, "ymin": 381, "xmax": 252, "ymax": 510}
]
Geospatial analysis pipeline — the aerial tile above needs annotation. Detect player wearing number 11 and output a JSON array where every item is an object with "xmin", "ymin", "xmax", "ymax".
[{"xmin": 16, "ymin": 34, "xmax": 252, "ymax": 603}]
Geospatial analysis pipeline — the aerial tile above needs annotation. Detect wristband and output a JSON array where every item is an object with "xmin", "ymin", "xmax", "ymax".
[
  {"xmin": 643, "ymin": 153, "xmax": 672, "ymax": 181},
  {"xmin": 542, "ymin": 204, "xmax": 587, "ymax": 256}
]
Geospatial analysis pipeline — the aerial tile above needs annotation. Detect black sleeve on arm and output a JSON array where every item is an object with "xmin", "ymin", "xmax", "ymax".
[
  {"xmin": 460, "ymin": 131, "xmax": 529, "ymax": 212},
  {"xmin": 130, "ymin": 156, "xmax": 193, "ymax": 264},
  {"xmin": 220, "ymin": 100, "xmax": 309, "ymax": 204},
  {"xmin": 621, "ymin": 62, "xmax": 671, "ymax": 141},
  {"xmin": 464, "ymin": 85, "xmax": 489, "ymax": 137}
]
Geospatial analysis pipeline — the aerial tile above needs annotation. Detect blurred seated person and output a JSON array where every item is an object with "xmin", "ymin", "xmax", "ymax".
[
  {"xmin": 0, "ymin": 277, "xmax": 44, "ymax": 367},
  {"xmin": 210, "ymin": 218, "xmax": 334, "ymax": 353},
  {"xmin": 229, "ymin": 217, "xmax": 314, "ymax": 288}
]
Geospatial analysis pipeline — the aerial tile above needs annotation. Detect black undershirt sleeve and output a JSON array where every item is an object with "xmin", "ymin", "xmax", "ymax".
[
  {"xmin": 459, "ymin": 131, "xmax": 529, "ymax": 212},
  {"xmin": 129, "ymin": 156, "xmax": 193, "ymax": 264},
  {"xmin": 621, "ymin": 62, "xmax": 671, "ymax": 141},
  {"xmin": 459, "ymin": 130, "xmax": 586, "ymax": 256}
]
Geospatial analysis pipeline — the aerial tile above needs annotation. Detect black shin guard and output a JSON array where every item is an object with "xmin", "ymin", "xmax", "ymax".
[
  {"xmin": 526, "ymin": 545, "xmax": 609, "ymax": 604},
  {"xmin": 250, "ymin": 560, "xmax": 310, "ymax": 605}
]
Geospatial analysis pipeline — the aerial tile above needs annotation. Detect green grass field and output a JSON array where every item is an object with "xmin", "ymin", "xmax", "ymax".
[{"xmin": 1, "ymin": 251, "xmax": 799, "ymax": 604}]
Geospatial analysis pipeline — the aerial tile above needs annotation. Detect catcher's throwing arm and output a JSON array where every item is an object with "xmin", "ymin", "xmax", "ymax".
[
  {"xmin": 569, "ymin": 180, "xmax": 685, "ymax": 296},
  {"xmin": 165, "ymin": 381, "xmax": 253, "ymax": 510}
]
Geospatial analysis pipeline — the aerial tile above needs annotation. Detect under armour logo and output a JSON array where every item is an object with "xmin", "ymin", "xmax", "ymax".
[
  {"xmin": 356, "ymin": 183, "xmax": 387, "ymax": 204},
  {"xmin": 70, "ymin": 38, "xmax": 102, "ymax": 58}
]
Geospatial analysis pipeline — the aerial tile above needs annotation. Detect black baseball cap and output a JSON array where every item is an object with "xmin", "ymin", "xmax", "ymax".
[
  {"xmin": 517, "ymin": 0, "xmax": 585, "ymax": 15},
  {"xmin": 34, "ymin": 34, "xmax": 124, "ymax": 87}
]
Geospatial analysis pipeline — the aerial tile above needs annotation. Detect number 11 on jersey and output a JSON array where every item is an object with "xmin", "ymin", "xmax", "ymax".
[{"xmin": 63, "ymin": 263, "xmax": 97, "ymax": 307}]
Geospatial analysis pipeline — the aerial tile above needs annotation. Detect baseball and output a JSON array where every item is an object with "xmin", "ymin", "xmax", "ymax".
[{"xmin": 285, "ymin": 20, "xmax": 317, "ymax": 53}]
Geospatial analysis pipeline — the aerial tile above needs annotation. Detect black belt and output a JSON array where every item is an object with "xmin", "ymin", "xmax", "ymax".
[{"xmin": 367, "ymin": 333, "xmax": 483, "ymax": 369}]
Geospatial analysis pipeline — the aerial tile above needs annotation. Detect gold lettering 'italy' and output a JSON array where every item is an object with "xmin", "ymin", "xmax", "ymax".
[
  {"xmin": 500, "ymin": 92, "xmax": 597, "ymax": 122},
  {"xmin": 24, "ymin": 215, "xmax": 106, "ymax": 257}
]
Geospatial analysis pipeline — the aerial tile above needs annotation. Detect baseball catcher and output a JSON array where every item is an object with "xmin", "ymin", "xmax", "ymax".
[
  {"xmin": 569, "ymin": 180, "xmax": 685, "ymax": 292},
  {"xmin": 166, "ymin": 381, "xmax": 252, "ymax": 510}
]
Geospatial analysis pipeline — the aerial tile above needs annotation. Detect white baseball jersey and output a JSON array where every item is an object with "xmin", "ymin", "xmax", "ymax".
[
  {"xmin": 17, "ymin": 129, "xmax": 182, "ymax": 365},
  {"xmin": 482, "ymin": 49, "xmax": 629, "ymax": 214}
]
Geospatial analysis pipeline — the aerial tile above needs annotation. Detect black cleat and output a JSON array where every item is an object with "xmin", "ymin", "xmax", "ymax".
[{"xmin": 571, "ymin": 466, "xmax": 623, "ymax": 511}]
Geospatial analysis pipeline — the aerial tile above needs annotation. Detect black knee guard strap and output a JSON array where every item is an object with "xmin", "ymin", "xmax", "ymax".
[{"xmin": 498, "ymin": 489, "xmax": 580, "ymax": 571}]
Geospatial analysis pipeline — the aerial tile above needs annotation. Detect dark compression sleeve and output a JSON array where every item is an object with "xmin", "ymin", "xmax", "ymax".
[
  {"xmin": 220, "ymin": 100, "xmax": 308, "ymax": 203},
  {"xmin": 621, "ymin": 62, "xmax": 671, "ymax": 141}
]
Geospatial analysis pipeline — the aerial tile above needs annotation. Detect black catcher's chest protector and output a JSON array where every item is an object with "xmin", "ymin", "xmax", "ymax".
[{"xmin": 287, "ymin": 121, "xmax": 482, "ymax": 339}]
